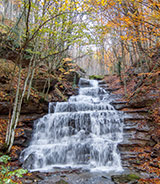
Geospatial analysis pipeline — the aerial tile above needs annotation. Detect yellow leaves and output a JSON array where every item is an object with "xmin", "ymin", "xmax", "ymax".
[
  {"xmin": 120, "ymin": 35, "xmax": 134, "ymax": 41},
  {"xmin": 63, "ymin": 58, "xmax": 72, "ymax": 62},
  {"xmin": 68, "ymin": 69, "xmax": 75, "ymax": 72},
  {"xmin": 138, "ymin": 72, "xmax": 160, "ymax": 77},
  {"xmin": 59, "ymin": 67, "xmax": 66, "ymax": 73},
  {"xmin": 96, "ymin": 0, "xmax": 107, "ymax": 6},
  {"xmin": 120, "ymin": 35, "xmax": 127, "ymax": 40},
  {"xmin": 59, "ymin": 85, "xmax": 64, "ymax": 89},
  {"xmin": 64, "ymin": 72, "xmax": 70, "ymax": 75}
]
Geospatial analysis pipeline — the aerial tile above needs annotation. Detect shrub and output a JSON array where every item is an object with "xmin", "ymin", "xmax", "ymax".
[{"xmin": 0, "ymin": 155, "xmax": 28, "ymax": 184}]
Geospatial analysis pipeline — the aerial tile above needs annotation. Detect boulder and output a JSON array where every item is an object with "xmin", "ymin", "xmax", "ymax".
[
  {"xmin": 129, "ymin": 89, "xmax": 159, "ymax": 108},
  {"xmin": 21, "ymin": 100, "xmax": 48, "ymax": 114},
  {"xmin": 32, "ymin": 77, "xmax": 58, "ymax": 92},
  {"xmin": 79, "ymin": 78, "xmax": 91, "ymax": 87},
  {"xmin": 64, "ymin": 71, "xmax": 80, "ymax": 84},
  {"xmin": 22, "ymin": 153, "xmax": 36, "ymax": 170},
  {"xmin": 111, "ymin": 174, "xmax": 140, "ymax": 184},
  {"xmin": 0, "ymin": 102, "xmax": 10, "ymax": 115}
]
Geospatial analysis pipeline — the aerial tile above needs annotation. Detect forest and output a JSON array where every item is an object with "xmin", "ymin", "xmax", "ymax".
[{"xmin": 0, "ymin": 0, "xmax": 160, "ymax": 183}]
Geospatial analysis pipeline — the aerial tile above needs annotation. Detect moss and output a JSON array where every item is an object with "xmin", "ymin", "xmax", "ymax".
[
  {"xmin": 89, "ymin": 75, "xmax": 104, "ymax": 80},
  {"xmin": 112, "ymin": 174, "xmax": 140, "ymax": 183},
  {"xmin": 55, "ymin": 179, "xmax": 69, "ymax": 184},
  {"xmin": 126, "ymin": 174, "xmax": 140, "ymax": 180}
]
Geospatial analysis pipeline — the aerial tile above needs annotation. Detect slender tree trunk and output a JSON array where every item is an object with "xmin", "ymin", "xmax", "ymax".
[
  {"xmin": 6, "ymin": 57, "xmax": 33, "ymax": 152},
  {"xmin": 5, "ymin": 63, "xmax": 22, "ymax": 150}
]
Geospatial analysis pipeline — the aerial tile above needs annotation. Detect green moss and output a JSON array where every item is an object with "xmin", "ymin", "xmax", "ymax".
[
  {"xmin": 89, "ymin": 75, "xmax": 104, "ymax": 80},
  {"xmin": 112, "ymin": 174, "xmax": 140, "ymax": 183},
  {"xmin": 126, "ymin": 174, "xmax": 140, "ymax": 180},
  {"xmin": 55, "ymin": 179, "xmax": 69, "ymax": 184}
]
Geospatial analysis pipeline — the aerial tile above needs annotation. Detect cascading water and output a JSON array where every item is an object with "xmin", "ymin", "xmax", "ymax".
[{"xmin": 20, "ymin": 78, "xmax": 124, "ymax": 172}]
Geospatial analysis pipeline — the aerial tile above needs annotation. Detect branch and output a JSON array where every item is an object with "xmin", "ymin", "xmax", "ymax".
[
  {"xmin": 26, "ymin": 0, "xmax": 31, "ymax": 40},
  {"xmin": 22, "ymin": 11, "xmax": 77, "ymax": 50}
]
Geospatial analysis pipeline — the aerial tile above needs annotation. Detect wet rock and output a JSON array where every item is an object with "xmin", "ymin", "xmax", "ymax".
[
  {"xmin": 54, "ymin": 179, "xmax": 69, "ymax": 184},
  {"xmin": 123, "ymin": 109, "xmax": 148, "ymax": 114},
  {"xmin": 111, "ymin": 101, "xmax": 128, "ymax": 105},
  {"xmin": 124, "ymin": 116, "xmax": 146, "ymax": 121},
  {"xmin": 22, "ymin": 153, "xmax": 36, "ymax": 170},
  {"xmin": 49, "ymin": 102, "xmax": 57, "ymax": 113},
  {"xmin": 79, "ymin": 78, "xmax": 91, "ymax": 87},
  {"xmin": 14, "ymin": 137, "xmax": 26, "ymax": 146},
  {"xmin": 114, "ymin": 104, "xmax": 129, "ymax": 110},
  {"xmin": 111, "ymin": 174, "xmax": 140, "ymax": 184},
  {"xmin": 98, "ymin": 84, "xmax": 108, "ymax": 88},
  {"xmin": 111, "ymin": 101, "xmax": 128, "ymax": 110},
  {"xmin": 98, "ymin": 80, "xmax": 106, "ymax": 84},
  {"xmin": 23, "ymin": 179, "xmax": 34, "ymax": 184},
  {"xmin": 104, "ymin": 87, "xmax": 121, "ymax": 92}
]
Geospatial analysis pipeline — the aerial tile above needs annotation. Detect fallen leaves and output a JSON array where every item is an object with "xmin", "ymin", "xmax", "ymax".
[{"xmin": 0, "ymin": 119, "xmax": 7, "ymax": 145}]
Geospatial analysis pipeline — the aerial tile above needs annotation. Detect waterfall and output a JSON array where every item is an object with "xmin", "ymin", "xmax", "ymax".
[{"xmin": 20, "ymin": 78, "xmax": 123, "ymax": 172}]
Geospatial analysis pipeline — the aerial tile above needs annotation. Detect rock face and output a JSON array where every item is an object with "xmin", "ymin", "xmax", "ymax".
[
  {"xmin": 109, "ymin": 99, "xmax": 150, "ymax": 171},
  {"xmin": 0, "ymin": 102, "xmax": 10, "ymax": 115},
  {"xmin": 128, "ymin": 89, "xmax": 159, "ymax": 108},
  {"xmin": 0, "ymin": 100, "xmax": 48, "ymax": 115},
  {"xmin": 32, "ymin": 78, "xmax": 58, "ymax": 92}
]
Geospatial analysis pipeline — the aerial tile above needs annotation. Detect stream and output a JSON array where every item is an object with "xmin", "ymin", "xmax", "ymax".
[{"xmin": 20, "ymin": 78, "xmax": 125, "ymax": 183}]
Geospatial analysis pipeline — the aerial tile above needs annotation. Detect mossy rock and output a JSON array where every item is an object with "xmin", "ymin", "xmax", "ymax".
[
  {"xmin": 55, "ymin": 179, "xmax": 69, "ymax": 184},
  {"xmin": 111, "ymin": 174, "xmax": 140, "ymax": 183},
  {"xmin": 89, "ymin": 75, "xmax": 104, "ymax": 80}
]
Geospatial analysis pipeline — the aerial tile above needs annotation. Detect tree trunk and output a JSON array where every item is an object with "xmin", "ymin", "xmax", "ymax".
[{"xmin": 5, "ymin": 59, "xmax": 32, "ymax": 152}]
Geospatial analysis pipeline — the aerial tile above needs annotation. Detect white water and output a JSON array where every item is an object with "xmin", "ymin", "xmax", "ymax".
[{"xmin": 20, "ymin": 78, "xmax": 123, "ymax": 172}]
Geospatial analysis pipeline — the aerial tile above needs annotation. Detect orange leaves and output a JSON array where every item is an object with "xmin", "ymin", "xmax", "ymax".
[
  {"xmin": 0, "ymin": 119, "xmax": 7, "ymax": 143},
  {"xmin": 139, "ymin": 178, "xmax": 160, "ymax": 184},
  {"xmin": 15, "ymin": 128, "xmax": 24, "ymax": 138}
]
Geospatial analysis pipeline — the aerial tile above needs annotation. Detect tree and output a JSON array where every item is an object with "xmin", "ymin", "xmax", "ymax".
[{"xmin": 2, "ymin": 0, "xmax": 94, "ymax": 152}]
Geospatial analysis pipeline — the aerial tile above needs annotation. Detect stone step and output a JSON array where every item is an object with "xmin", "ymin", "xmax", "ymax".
[
  {"xmin": 123, "ymin": 120, "xmax": 138, "ymax": 125},
  {"xmin": 111, "ymin": 101, "xmax": 128, "ymax": 105},
  {"xmin": 98, "ymin": 84, "xmax": 108, "ymax": 88},
  {"xmin": 121, "ymin": 152, "xmax": 138, "ymax": 160},
  {"xmin": 123, "ymin": 131, "xmax": 150, "ymax": 140},
  {"xmin": 123, "ymin": 124, "xmax": 150, "ymax": 132},
  {"xmin": 123, "ymin": 125, "xmax": 138, "ymax": 131},
  {"xmin": 104, "ymin": 88, "xmax": 121, "ymax": 92},
  {"xmin": 118, "ymin": 140, "xmax": 149, "ymax": 151},
  {"xmin": 98, "ymin": 80, "xmax": 106, "ymax": 85},
  {"xmin": 124, "ymin": 116, "xmax": 146, "ymax": 121},
  {"xmin": 110, "ymin": 101, "xmax": 129, "ymax": 110},
  {"xmin": 122, "ymin": 109, "xmax": 148, "ymax": 113}
]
